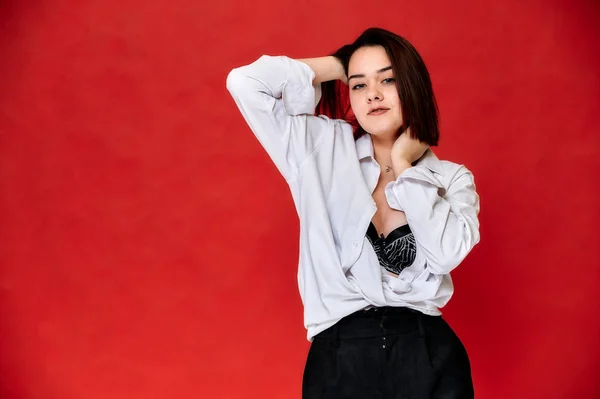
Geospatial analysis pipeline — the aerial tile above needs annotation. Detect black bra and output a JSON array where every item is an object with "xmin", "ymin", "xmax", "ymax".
[{"xmin": 366, "ymin": 222, "xmax": 417, "ymax": 275}]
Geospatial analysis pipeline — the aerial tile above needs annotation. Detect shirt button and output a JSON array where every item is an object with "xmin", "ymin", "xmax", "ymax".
[{"xmin": 353, "ymin": 241, "xmax": 359, "ymax": 247}]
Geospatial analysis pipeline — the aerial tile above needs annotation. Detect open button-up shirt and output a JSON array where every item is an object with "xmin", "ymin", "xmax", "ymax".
[{"xmin": 226, "ymin": 55, "xmax": 481, "ymax": 341}]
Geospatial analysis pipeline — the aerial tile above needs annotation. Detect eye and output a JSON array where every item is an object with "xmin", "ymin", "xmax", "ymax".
[
  {"xmin": 351, "ymin": 83, "xmax": 365, "ymax": 90},
  {"xmin": 382, "ymin": 78, "xmax": 395, "ymax": 84}
]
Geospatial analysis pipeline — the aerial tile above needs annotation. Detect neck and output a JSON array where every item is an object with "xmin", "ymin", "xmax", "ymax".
[{"xmin": 370, "ymin": 133, "xmax": 395, "ymax": 165}]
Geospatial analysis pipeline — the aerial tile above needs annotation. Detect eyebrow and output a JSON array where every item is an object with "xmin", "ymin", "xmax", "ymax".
[{"xmin": 347, "ymin": 66, "xmax": 393, "ymax": 82}]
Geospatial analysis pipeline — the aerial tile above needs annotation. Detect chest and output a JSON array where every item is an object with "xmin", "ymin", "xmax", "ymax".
[{"xmin": 371, "ymin": 169, "xmax": 407, "ymax": 237}]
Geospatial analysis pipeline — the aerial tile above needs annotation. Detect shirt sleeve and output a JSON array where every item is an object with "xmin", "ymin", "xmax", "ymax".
[
  {"xmin": 384, "ymin": 165, "xmax": 481, "ymax": 275},
  {"xmin": 226, "ymin": 55, "xmax": 328, "ymax": 182}
]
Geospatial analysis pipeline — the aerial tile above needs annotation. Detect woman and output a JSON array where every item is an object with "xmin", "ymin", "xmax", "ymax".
[{"xmin": 226, "ymin": 27, "xmax": 480, "ymax": 399}]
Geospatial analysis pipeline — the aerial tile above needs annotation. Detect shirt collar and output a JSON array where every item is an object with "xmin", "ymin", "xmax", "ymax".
[
  {"xmin": 355, "ymin": 133, "xmax": 444, "ymax": 176},
  {"xmin": 356, "ymin": 133, "xmax": 374, "ymax": 161}
]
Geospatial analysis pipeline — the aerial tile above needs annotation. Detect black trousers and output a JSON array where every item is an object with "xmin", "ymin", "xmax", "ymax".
[{"xmin": 302, "ymin": 307, "xmax": 474, "ymax": 399}]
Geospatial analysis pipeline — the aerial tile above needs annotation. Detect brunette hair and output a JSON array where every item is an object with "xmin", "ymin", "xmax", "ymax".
[{"xmin": 316, "ymin": 28, "xmax": 439, "ymax": 145}]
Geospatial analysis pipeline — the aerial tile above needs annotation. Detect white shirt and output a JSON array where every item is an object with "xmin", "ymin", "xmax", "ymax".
[{"xmin": 226, "ymin": 55, "xmax": 481, "ymax": 341}]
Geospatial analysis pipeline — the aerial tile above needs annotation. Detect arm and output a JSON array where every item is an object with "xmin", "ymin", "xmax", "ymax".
[
  {"xmin": 226, "ymin": 55, "xmax": 345, "ymax": 182},
  {"xmin": 384, "ymin": 165, "xmax": 481, "ymax": 275},
  {"xmin": 297, "ymin": 56, "xmax": 347, "ymax": 84}
]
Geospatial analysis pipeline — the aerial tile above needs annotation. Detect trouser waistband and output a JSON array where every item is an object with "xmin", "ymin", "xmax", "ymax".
[{"xmin": 314, "ymin": 307, "xmax": 431, "ymax": 346}]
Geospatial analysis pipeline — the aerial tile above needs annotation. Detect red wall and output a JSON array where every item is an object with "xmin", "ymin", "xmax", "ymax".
[{"xmin": 1, "ymin": 0, "xmax": 599, "ymax": 398}]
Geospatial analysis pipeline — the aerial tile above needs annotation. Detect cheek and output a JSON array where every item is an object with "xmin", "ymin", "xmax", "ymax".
[
  {"xmin": 386, "ymin": 95, "xmax": 402, "ymax": 120},
  {"xmin": 349, "ymin": 93, "xmax": 358, "ymax": 109},
  {"xmin": 386, "ymin": 88, "xmax": 401, "ymax": 108},
  {"xmin": 349, "ymin": 96, "xmax": 364, "ymax": 117}
]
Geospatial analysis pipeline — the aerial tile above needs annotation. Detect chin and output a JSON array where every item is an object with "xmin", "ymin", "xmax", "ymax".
[
  {"xmin": 364, "ymin": 124, "xmax": 402, "ymax": 138},
  {"xmin": 358, "ymin": 117, "xmax": 401, "ymax": 135}
]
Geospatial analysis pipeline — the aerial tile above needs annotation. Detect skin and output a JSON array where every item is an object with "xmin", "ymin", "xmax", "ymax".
[
  {"xmin": 299, "ymin": 48, "xmax": 429, "ymax": 276},
  {"xmin": 347, "ymin": 45, "xmax": 428, "ymax": 239}
]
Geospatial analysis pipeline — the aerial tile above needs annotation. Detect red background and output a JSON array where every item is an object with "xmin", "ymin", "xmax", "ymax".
[{"xmin": 1, "ymin": 0, "xmax": 599, "ymax": 398}]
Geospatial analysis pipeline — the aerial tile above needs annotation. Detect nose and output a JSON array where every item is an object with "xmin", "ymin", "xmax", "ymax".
[{"xmin": 367, "ymin": 86, "xmax": 383, "ymax": 103}]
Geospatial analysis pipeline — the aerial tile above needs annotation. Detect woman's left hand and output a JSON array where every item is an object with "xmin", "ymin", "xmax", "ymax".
[{"xmin": 391, "ymin": 128, "xmax": 429, "ymax": 167}]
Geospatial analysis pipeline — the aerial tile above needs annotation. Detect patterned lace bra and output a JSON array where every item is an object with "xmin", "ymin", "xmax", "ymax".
[{"xmin": 366, "ymin": 222, "xmax": 417, "ymax": 275}]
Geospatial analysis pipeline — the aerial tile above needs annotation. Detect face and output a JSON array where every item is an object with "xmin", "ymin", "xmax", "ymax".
[{"xmin": 347, "ymin": 45, "xmax": 403, "ymax": 139}]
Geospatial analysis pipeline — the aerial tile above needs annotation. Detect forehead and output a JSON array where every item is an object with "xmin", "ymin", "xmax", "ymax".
[{"xmin": 348, "ymin": 45, "xmax": 391, "ymax": 74}]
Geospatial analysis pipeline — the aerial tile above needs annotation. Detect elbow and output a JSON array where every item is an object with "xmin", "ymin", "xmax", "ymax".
[
  {"xmin": 226, "ymin": 55, "xmax": 273, "ymax": 94},
  {"xmin": 226, "ymin": 65, "xmax": 270, "ymax": 101},
  {"xmin": 225, "ymin": 68, "xmax": 243, "ymax": 95}
]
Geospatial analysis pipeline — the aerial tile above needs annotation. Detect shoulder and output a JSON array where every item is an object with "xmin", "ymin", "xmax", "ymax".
[
  {"xmin": 425, "ymin": 152, "xmax": 475, "ymax": 187},
  {"xmin": 436, "ymin": 160, "xmax": 476, "ymax": 194},
  {"xmin": 439, "ymin": 160, "xmax": 472, "ymax": 176}
]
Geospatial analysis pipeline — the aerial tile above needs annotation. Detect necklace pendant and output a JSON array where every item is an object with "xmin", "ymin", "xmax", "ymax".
[{"xmin": 385, "ymin": 166, "xmax": 392, "ymax": 173}]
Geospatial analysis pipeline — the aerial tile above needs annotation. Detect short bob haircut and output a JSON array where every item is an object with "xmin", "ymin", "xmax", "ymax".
[{"xmin": 316, "ymin": 28, "xmax": 440, "ymax": 146}]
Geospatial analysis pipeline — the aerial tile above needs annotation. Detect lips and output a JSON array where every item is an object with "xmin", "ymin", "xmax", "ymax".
[{"xmin": 368, "ymin": 107, "xmax": 390, "ymax": 116}]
